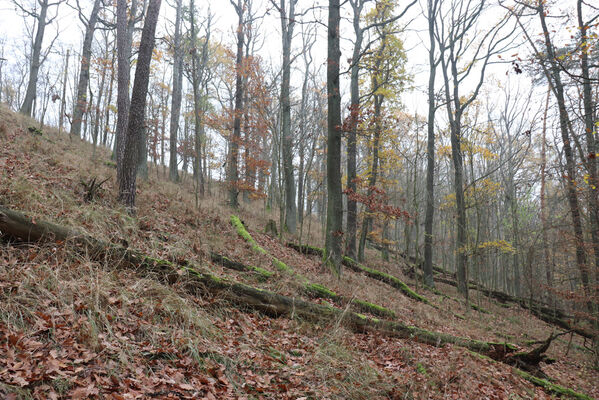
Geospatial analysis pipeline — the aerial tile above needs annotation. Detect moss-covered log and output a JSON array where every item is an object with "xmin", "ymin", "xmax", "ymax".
[
  {"xmin": 3, "ymin": 205, "xmax": 593, "ymax": 399},
  {"xmin": 210, "ymin": 253, "xmax": 273, "ymax": 281},
  {"xmin": 432, "ymin": 272, "xmax": 594, "ymax": 340},
  {"xmin": 287, "ymin": 242, "xmax": 430, "ymax": 305},
  {"xmin": 304, "ymin": 283, "xmax": 396, "ymax": 319},
  {"xmin": 229, "ymin": 216, "xmax": 395, "ymax": 319}
]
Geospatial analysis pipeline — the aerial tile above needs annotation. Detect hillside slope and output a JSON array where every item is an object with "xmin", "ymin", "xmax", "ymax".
[{"xmin": 1, "ymin": 105, "xmax": 598, "ymax": 399}]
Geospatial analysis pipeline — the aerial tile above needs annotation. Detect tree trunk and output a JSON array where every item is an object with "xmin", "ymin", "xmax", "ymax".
[
  {"xmin": 423, "ymin": 0, "xmax": 439, "ymax": 288},
  {"xmin": 58, "ymin": 49, "xmax": 70, "ymax": 134},
  {"xmin": 70, "ymin": 0, "xmax": 102, "ymax": 137},
  {"xmin": 345, "ymin": 0, "xmax": 364, "ymax": 260},
  {"xmin": 279, "ymin": 0, "xmax": 297, "ymax": 234},
  {"xmin": 20, "ymin": 0, "xmax": 52, "ymax": 116},
  {"xmin": 117, "ymin": 0, "xmax": 162, "ymax": 210},
  {"xmin": 324, "ymin": 0, "xmax": 343, "ymax": 275},
  {"xmin": 227, "ymin": 0, "xmax": 245, "ymax": 209},
  {"xmin": 168, "ymin": 0, "xmax": 183, "ymax": 182}
]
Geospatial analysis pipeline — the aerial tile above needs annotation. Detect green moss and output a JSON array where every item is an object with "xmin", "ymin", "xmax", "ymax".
[
  {"xmin": 513, "ymin": 369, "xmax": 594, "ymax": 400},
  {"xmin": 416, "ymin": 363, "xmax": 428, "ymax": 375},
  {"xmin": 343, "ymin": 256, "xmax": 430, "ymax": 304},
  {"xmin": 248, "ymin": 265, "xmax": 274, "ymax": 280},
  {"xmin": 230, "ymin": 215, "xmax": 257, "ymax": 245},
  {"xmin": 351, "ymin": 299, "xmax": 396, "ymax": 319},
  {"xmin": 272, "ymin": 258, "xmax": 291, "ymax": 272},
  {"xmin": 305, "ymin": 283, "xmax": 339, "ymax": 300}
]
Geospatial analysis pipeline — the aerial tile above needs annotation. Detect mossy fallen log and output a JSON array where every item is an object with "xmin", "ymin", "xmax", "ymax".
[
  {"xmin": 230, "ymin": 215, "xmax": 290, "ymax": 272},
  {"xmin": 210, "ymin": 253, "xmax": 273, "ymax": 281},
  {"xmin": 0, "ymin": 205, "xmax": 511, "ymax": 354},
  {"xmin": 287, "ymin": 242, "xmax": 430, "ymax": 305},
  {"xmin": 304, "ymin": 283, "xmax": 396, "ymax": 319},
  {"xmin": 513, "ymin": 369, "xmax": 594, "ymax": 400},
  {"xmin": 230, "ymin": 216, "xmax": 394, "ymax": 319},
  {"xmin": 432, "ymin": 273, "xmax": 594, "ymax": 340},
  {"xmin": 3, "ymin": 205, "xmax": 593, "ymax": 398}
]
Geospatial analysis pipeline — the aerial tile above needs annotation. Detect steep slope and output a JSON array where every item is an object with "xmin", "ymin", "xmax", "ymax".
[{"xmin": 1, "ymin": 105, "xmax": 597, "ymax": 399}]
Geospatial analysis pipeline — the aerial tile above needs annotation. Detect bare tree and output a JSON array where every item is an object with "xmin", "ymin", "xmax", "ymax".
[
  {"xmin": 15, "ymin": 0, "xmax": 63, "ymax": 116},
  {"xmin": 70, "ymin": 0, "xmax": 103, "ymax": 138}
]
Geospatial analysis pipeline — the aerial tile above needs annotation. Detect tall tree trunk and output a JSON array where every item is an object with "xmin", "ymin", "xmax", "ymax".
[
  {"xmin": 324, "ymin": 0, "xmax": 343, "ymax": 275},
  {"xmin": 115, "ymin": 0, "xmax": 139, "ymax": 170},
  {"xmin": 423, "ymin": 0, "xmax": 439, "ymax": 288},
  {"xmin": 20, "ymin": 0, "xmax": 52, "ymax": 116},
  {"xmin": 70, "ymin": 0, "xmax": 102, "ymax": 137},
  {"xmin": 540, "ymin": 87, "xmax": 552, "ymax": 300},
  {"xmin": 58, "ymin": 49, "xmax": 70, "ymax": 134},
  {"xmin": 92, "ymin": 44, "xmax": 108, "ymax": 155},
  {"xmin": 117, "ymin": 0, "xmax": 162, "ymax": 210},
  {"xmin": 538, "ymin": 2, "xmax": 592, "ymax": 312},
  {"xmin": 102, "ymin": 50, "xmax": 116, "ymax": 147},
  {"xmin": 346, "ymin": 0, "xmax": 364, "ymax": 260},
  {"xmin": 577, "ymin": 0, "xmax": 599, "ymax": 302},
  {"xmin": 278, "ymin": 0, "xmax": 298, "ymax": 233},
  {"xmin": 169, "ymin": 0, "xmax": 183, "ymax": 182},
  {"xmin": 227, "ymin": 0, "xmax": 245, "ymax": 209},
  {"xmin": 357, "ymin": 94, "xmax": 382, "ymax": 262}
]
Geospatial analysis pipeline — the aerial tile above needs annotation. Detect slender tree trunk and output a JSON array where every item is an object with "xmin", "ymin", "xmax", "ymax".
[
  {"xmin": 346, "ymin": 0, "xmax": 364, "ymax": 260},
  {"xmin": 169, "ymin": 0, "xmax": 183, "ymax": 182},
  {"xmin": 228, "ymin": 0, "xmax": 245, "ymax": 208},
  {"xmin": 540, "ymin": 88, "xmax": 552, "ymax": 301},
  {"xmin": 20, "ymin": 0, "xmax": 52, "ymax": 116},
  {"xmin": 423, "ymin": 0, "xmax": 439, "ymax": 288},
  {"xmin": 279, "ymin": 0, "xmax": 298, "ymax": 233},
  {"xmin": 324, "ymin": 0, "xmax": 343, "ymax": 275},
  {"xmin": 70, "ymin": 0, "xmax": 102, "ymax": 137},
  {"xmin": 538, "ymin": 3, "xmax": 592, "ymax": 312},
  {"xmin": 103, "ymin": 50, "xmax": 116, "ymax": 147},
  {"xmin": 117, "ymin": 0, "xmax": 162, "ymax": 210},
  {"xmin": 58, "ymin": 49, "xmax": 70, "ymax": 134},
  {"xmin": 115, "ymin": 0, "xmax": 138, "ymax": 169}
]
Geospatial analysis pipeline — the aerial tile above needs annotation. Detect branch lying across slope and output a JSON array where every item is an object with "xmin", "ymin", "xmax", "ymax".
[
  {"xmin": 229, "ymin": 215, "xmax": 396, "ymax": 319},
  {"xmin": 0, "ymin": 205, "xmax": 593, "ymax": 399},
  {"xmin": 287, "ymin": 242, "xmax": 430, "ymax": 305}
]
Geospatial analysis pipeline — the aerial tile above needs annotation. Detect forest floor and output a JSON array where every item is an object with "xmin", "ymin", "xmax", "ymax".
[{"xmin": 0, "ymin": 104, "xmax": 598, "ymax": 399}]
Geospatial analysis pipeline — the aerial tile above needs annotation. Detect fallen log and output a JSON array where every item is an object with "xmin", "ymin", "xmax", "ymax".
[
  {"xmin": 229, "ymin": 216, "xmax": 396, "ymax": 319},
  {"xmin": 210, "ymin": 252, "xmax": 273, "ymax": 281},
  {"xmin": 0, "ymin": 205, "xmax": 511, "ymax": 355},
  {"xmin": 2, "ymin": 205, "xmax": 593, "ymax": 398},
  {"xmin": 287, "ymin": 243, "xmax": 431, "ymax": 305},
  {"xmin": 429, "ymin": 271, "xmax": 594, "ymax": 340}
]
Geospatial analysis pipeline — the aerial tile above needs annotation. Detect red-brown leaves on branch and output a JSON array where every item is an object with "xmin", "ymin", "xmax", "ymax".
[{"xmin": 343, "ymin": 182, "xmax": 411, "ymax": 221}]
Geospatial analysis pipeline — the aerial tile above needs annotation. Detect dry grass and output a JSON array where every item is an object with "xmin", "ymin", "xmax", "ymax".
[{"xmin": 1, "ymin": 103, "xmax": 598, "ymax": 399}]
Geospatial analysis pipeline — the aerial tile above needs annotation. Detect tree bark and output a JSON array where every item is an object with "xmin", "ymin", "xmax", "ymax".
[
  {"xmin": 324, "ymin": 0, "xmax": 343, "ymax": 275},
  {"xmin": 70, "ymin": 0, "xmax": 102, "ymax": 138},
  {"xmin": 227, "ymin": 0, "xmax": 245, "ymax": 209},
  {"xmin": 117, "ymin": 0, "xmax": 162, "ymax": 210},
  {"xmin": 168, "ymin": 0, "xmax": 183, "ymax": 182},
  {"xmin": 58, "ymin": 49, "xmax": 70, "ymax": 134},
  {"xmin": 423, "ymin": 0, "xmax": 439, "ymax": 288},
  {"xmin": 20, "ymin": 0, "xmax": 55, "ymax": 116}
]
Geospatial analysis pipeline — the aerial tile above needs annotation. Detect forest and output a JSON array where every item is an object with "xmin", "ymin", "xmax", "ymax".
[{"xmin": 0, "ymin": 0, "xmax": 598, "ymax": 398}]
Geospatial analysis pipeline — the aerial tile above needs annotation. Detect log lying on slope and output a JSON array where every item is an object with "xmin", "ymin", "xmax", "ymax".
[
  {"xmin": 2, "ymin": 205, "xmax": 594, "ymax": 399},
  {"xmin": 422, "ymin": 268, "xmax": 595, "ymax": 340},
  {"xmin": 210, "ymin": 252, "xmax": 274, "ymax": 281},
  {"xmin": 287, "ymin": 243, "xmax": 430, "ymax": 305},
  {"xmin": 0, "ymin": 205, "xmax": 511, "ymax": 355},
  {"xmin": 230, "ymin": 216, "xmax": 397, "ymax": 319}
]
